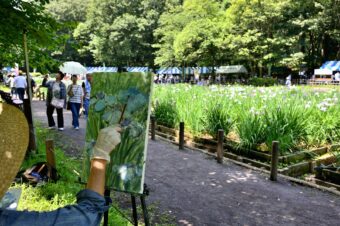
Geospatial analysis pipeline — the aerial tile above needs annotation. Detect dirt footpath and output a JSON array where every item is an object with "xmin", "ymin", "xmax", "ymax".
[{"xmin": 32, "ymin": 100, "xmax": 340, "ymax": 226}]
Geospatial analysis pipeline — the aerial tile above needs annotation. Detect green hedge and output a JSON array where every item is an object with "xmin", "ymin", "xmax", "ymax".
[{"xmin": 248, "ymin": 77, "xmax": 277, "ymax": 86}]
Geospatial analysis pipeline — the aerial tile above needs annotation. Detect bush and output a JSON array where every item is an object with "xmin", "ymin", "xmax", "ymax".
[
  {"xmin": 248, "ymin": 77, "xmax": 277, "ymax": 87},
  {"xmin": 153, "ymin": 101, "xmax": 179, "ymax": 128},
  {"xmin": 202, "ymin": 104, "xmax": 234, "ymax": 139},
  {"xmin": 263, "ymin": 107, "xmax": 308, "ymax": 154},
  {"xmin": 237, "ymin": 113, "xmax": 266, "ymax": 151}
]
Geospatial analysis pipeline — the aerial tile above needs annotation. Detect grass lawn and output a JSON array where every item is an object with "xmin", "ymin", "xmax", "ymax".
[{"xmin": 12, "ymin": 125, "xmax": 132, "ymax": 226}]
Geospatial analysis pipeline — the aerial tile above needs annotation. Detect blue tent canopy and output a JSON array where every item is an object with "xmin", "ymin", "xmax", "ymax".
[
  {"xmin": 157, "ymin": 67, "xmax": 182, "ymax": 75},
  {"xmin": 2, "ymin": 67, "xmax": 12, "ymax": 72},
  {"xmin": 157, "ymin": 67, "xmax": 213, "ymax": 75},
  {"xmin": 86, "ymin": 67, "xmax": 118, "ymax": 73},
  {"xmin": 87, "ymin": 67, "xmax": 149, "ymax": 73},
  {"xmin": 320, "ymin": 61, "xmax": 340, "ymax": 71},
  {"xmin": 126, "ymin": 67, "xmax": 149, "ymax": 72},
  {"xmin": 182, "ymin": 67, "xmax": 212, "ymax": 74}
]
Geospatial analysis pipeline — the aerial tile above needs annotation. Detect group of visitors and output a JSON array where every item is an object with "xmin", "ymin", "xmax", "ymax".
[
  {"xmin": 42, "ymin": 71, "xmax": 92, "ymax": 131},
  {"xmin": 3, "ymin": 73, "xmax": 36, "ymax": 101}
]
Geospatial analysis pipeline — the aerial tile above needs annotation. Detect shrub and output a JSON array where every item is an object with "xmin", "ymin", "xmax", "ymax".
[
  {"xmin": 153, "ymin": 101, "xmax": 179, "ymax": 128},
  {"xmin": 202, "ymin": 104, "xmax": 234, "ymax": 139},
  {"xmin": 248, "ymin": 77, "xmax": 277, "ymax": 87},
  {"xmin": 237, "ymin": 113, "xmax": 266, "ymax": 151},
  {"xmin": 263, "ymin": 107, "xmax": 308, "ymax": 154}
]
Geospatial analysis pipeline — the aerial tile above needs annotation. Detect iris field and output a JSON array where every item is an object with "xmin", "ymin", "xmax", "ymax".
[{"xmin": 153, "ymin": 85, "xmax": 340, "ymax": 155}]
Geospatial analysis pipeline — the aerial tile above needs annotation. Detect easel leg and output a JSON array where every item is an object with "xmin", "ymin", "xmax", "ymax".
[
  {"xmin": 103, "ymin": 189, "xmax": 110, "ymax": 226},
  {"xmin": 140, "ymin": 195, "xmax": 150, "ymax": 226},
  {"xmin": 131, "ymin": 195, "xmax": 138, "ymax": 226}
]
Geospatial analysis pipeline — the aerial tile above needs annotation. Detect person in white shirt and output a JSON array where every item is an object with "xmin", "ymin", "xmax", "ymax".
[
  {"xmin": 335, "ymin": 72, "xmax": 340, "ymax": 81},
  {"xmin": 67, "ymin": 75, "xmax": 84, "ymax": 130},
  {"xmin": 14, "ymin": 73, "xmax": 27, "ymax": 100},
  {"xmin": 8, "ymin": 75, "xmax": 16, "ymax": 97}
]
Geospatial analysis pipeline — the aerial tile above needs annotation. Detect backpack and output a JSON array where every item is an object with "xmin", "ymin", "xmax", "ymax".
[{"xmin": 17, "ymin": 162, "xmax": 59, "ymax": 185}]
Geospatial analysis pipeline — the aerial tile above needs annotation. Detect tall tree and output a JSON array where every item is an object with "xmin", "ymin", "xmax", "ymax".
[
  {"xmin": 0, "ymin": 0, "xmax": 60, "ymax": 71},
  {"xmin": 173, "ymin": 0, "xmax": 226, "ymax": 67},
  {"xmin": 45, "ymin": 0, "xmax": 92, "ymax": 65},
  {"xmin": 74, "ymin": 0, "xmax": 170, "ymax": 67}
]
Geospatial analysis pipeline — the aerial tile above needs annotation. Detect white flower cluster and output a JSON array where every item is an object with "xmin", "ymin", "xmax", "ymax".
[{"xmin": 317, "ymin": 97, "xmax": 338, "ymax": 112}]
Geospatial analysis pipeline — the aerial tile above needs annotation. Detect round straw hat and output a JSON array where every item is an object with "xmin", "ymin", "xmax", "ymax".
[{"xmin": 0, "ymin": 103, "xmax": 29, "ymax": 199}]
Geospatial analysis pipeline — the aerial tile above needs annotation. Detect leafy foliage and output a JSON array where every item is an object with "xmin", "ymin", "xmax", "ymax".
[
  {"xmin": 14, "ymin": 125, "xmax": 130, "ymax": 225},
  {"xmin": 202, "ymin": 104, "xmax": 234, "ymax": 138},
  {"xmin": 154, "ymin": 84, "xmax": 340, "ymax": 155},
  {"xmin": 0, "ymin": 0, "xmax": 61, "ymax": 71},
  {"xmin": 248, "ymin": 77, "xmax": 277, "ymax": 87},
  {"xmin": 74, "ymin": 0, "xmax": 172, "ymax": 67},
  {"xmin": 153, "ymin": 101, "xmax": 179, "ymax": 128}
]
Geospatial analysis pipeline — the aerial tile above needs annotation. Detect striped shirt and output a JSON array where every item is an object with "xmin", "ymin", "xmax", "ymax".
[{"xmin": 67, "ymin": 84, "xmax": 83, "ymax": 104}]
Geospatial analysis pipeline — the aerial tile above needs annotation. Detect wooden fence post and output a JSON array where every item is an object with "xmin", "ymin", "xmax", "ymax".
[
  {"xmin": 270, "ymin": 141, "xmax": 279, "ymax": 181},
  {"xmin": 45, "ymin": 139, "xmax": 57, "ymax": 180},
  {"xmin": 179, "ymin": 122, "xmax": 185, "ymax": 150},
  {"xmin": 151, "ymin": 115, "xmax": 156, "ymax": 141},
  {"xmin": 217, "ymin": 129, "xmax": 224, "ymax": 164}
]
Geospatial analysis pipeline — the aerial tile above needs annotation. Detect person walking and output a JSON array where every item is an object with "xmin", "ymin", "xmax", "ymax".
[
  {"xmin": 67, "ymin": 75, "xmax": 83, "ymax": 130},
  {"xmin": 8, "ymin": 75, "xmax": 16, "ymax": 97},
  {"xmin": 82, "ymin": 73, "xmax": 92, "ymax": 118},
  {"xmin": 43, "ymin": 71, "xmax": 66, "ymax": 131},
  {"xmin": 42, "ymin": 74, "xmax": 49, "ymax": 86},
  {"xmin": 14, "ymin": 73, "xmax": 27, "ymax": 100}
]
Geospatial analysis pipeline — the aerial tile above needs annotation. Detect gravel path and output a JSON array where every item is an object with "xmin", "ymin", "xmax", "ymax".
[{"xmin": 32, "ymin": 100, "xmax": 340, "ymax": 226}]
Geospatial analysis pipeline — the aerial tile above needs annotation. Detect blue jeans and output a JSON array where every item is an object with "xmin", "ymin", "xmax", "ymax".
[
  {"xmin": 0, "ymin": 189, "xmax": 107, "ymax": 226},
  {"xmin": 70, "ymin": 102, "xmax": 81, "ymax": 128},
  {"xmin": 84, "ymin": 98, "xmax": 90, "ymax": 117},
  {"xmin": 16, "ymin": 88, "xmax": 25, "ymax": 100}
]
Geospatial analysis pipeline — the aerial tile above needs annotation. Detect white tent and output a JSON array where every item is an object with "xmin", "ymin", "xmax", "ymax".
[
  {"xmin": 314, "ymin": 69, "xmax": 332, "ymax": 75},
  {"xmin": 216, "ymin": 65, "xmax": 248, "ymax": 74}
]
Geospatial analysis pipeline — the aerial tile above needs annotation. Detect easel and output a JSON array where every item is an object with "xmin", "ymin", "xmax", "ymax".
[{"xmin": 103, "ymin": 184, "xmax": 150, "ymax": 226}]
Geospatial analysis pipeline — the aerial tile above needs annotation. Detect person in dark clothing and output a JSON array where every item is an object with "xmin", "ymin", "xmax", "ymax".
[
  {"xmin": 42, "ymin": 71, "xmax": 66, "ymax": 131},
  {"xmin": 42, "ymin": 74, "xmax": 49, "ymax": 86}
]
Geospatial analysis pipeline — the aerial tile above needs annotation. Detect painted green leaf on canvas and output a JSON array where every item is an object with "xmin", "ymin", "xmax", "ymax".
[{"xmin": 82, "ymin": 72, "xmax": 153, "ymax": 194}]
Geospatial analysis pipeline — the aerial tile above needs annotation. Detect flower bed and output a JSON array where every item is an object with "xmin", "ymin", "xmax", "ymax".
[
  {"xmin": 152, "ymin": 85, "xmax": 340, "ymax": 179},
  {"xmin": 153, "ymin": 84, "xmax": 340, "ymax": 155}
]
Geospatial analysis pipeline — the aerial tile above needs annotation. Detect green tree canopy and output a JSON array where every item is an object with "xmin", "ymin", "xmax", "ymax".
[
  {"xmin": 0, "ymin": 0, "xmax": 60, "ymax": 71},
  {"xmin": 74, "ymin": 0, "xmax": 171, "ymax": 68}
]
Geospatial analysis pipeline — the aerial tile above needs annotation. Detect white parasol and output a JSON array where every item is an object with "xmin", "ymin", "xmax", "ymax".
[{"xmin": 59, "ymin": 61, "xmax": 87, "ymax": 75}]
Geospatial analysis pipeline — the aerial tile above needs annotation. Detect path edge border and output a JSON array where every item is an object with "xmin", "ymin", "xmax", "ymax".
[{"xmin": 154, "ymin": 135, "xmax": 340, "ymax": 197}]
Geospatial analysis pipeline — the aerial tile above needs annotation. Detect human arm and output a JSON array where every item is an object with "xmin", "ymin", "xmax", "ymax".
[
  {"xmin": 86, "ymin": 125, "xmax": 121, "ymax": 195},
  {"xmin": 86, "ymin": 159, "xmax": 106, "ymax": 196},
  {"xmin": 0, "ymin": 126, "xmax": 121, "ymax": 226}
]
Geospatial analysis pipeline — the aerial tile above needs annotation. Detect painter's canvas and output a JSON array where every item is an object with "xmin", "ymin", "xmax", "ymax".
[{"xmin": 82, "ymin": 72, "xmax": 153, "ymax": 194}]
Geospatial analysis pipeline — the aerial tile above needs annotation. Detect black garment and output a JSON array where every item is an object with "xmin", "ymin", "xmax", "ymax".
[
  {"xmin": 47, "ymin": 105, "xmax": 64, "ymax": 128},
  {"xmin": 16, "ymin": 88, "xmax": 25, "ymax": 100},
  {"xmin": 42, "ymin": 78, "xmax": 48, "ymax": 86},
  {"xmin": 31, "ymin": 79, "xmax": 36, "ymax": 93}
]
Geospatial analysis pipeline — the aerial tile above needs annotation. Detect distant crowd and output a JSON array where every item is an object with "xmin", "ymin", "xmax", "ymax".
[{"xmin": 1, "ymin": 71, "xmax": 92, "ymax": 132}]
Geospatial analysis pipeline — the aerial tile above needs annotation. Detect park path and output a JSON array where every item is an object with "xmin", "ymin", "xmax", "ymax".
[{"xmin": 31, "ymin": 100, "xmax": 340, "ymax": 226}]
